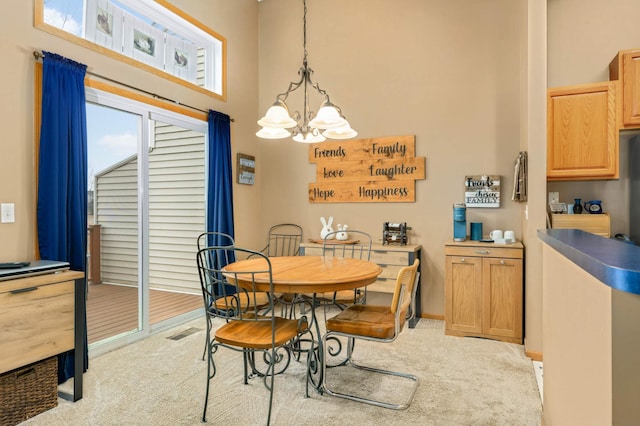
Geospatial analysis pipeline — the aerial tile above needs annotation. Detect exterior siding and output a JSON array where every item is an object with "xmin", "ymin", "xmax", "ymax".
[
  {"xmin": 96, "ymin": 159, "xmax": 139, "ymax": 287},
  {"xmin": 95, "ymin": 121, "xmax": 205, "ymax": 294},
  {"xmin": 148, "ymin": 121, "xmax": 205, "ymax": 293}
]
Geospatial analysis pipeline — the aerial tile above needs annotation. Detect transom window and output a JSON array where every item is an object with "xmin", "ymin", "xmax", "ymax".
[{"xmin": 35, "ymin": 0, "xmax": 226, "ymax": 100}]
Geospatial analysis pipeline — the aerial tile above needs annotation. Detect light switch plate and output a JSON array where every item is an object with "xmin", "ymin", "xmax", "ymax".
[
  {"xmin": 548, "ymin": 192, "xmax": 559, "ymax": 204},
  {"xmin": 1, "ymin": 203, "xmax": 15, "ymax": 223}
]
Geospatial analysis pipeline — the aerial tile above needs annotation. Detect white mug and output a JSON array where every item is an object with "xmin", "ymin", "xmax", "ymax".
[
  {"xmin": 490, "ymin": 229, "xmax": 503, "ymax": 240},
  {"xmin": 504, "ymin": 230, "xmax": 516, "ymax": 241}
]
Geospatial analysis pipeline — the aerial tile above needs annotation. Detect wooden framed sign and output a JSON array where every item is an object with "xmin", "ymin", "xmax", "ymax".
[
  {"xmin": 464, "ymin": 175, "xmax": 500, "ymax": 207},
  {"xmin": 308, "ymin": 135, "xmax": 426, "ymax": 203},
  {"xmin": 237, "ymin": 153, "xmax": 255, "ymax": 185}
]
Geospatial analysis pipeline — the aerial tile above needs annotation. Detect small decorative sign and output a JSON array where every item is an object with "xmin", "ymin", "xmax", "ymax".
[
  {"xmin": 237, "ymin": 153, "xmax": 255, "ymax": 185},
  {"xmin": 464, "ymin": 175, "xmax": 500, "ymax": 207}
]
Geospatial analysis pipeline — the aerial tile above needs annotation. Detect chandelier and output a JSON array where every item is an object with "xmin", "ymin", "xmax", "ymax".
[{"xmin": 256, "ymin": 0, "xmax": 357, "ymax": 143}]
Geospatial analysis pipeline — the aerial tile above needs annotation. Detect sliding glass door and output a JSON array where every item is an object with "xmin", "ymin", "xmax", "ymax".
[
  {"xmin": 147, "ymin": 115, "xmax": 206, "ymax": 324},
  {"xmin": 87, "ymin": 103, "xmax": 141, "ymax": 345},
  {"xmin": 85, "ymin": 89, "xmax": 205, "ymax": 354}
]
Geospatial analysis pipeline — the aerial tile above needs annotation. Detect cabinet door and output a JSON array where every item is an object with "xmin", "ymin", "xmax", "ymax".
[
  {"xmin": 482, "ymin": 258, "xmax": 523, "ymax": 341},
  {"xmin": 622, "ymin": 51, "xmax": 640, "ymax": 127},
  {"xmin": 0, "ymin": 280, "xmax": 75, "ymax": 374},
  {"xmin": 445, "ymin": 255, "xmax": 482, "ymax": 334},
  {"xmin": 547, "ymin": 81, "xmax": 619, "ymax": 180}
]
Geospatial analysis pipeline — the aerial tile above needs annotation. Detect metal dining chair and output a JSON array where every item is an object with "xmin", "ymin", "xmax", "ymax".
[
  {"xmin": 251, "ymin": 224, "xmax": 304, "ymax": 315},
  {"xmin": 318, "ymin": 229, "xmax": 373, "ymax": 308},
  {"xmin": 321, "ymin": 259, "xmax": 420, "ymax": 409},
  {"xmin": 197, "ymin": 231, "xmax": 271, "ymax": 314},
  {"xmin": 196, "ymin": 246, "xmax": 311, "ymax": 424},
  {"xmin": 261, "ymin": 223, "xmax": 303, "ymax": 257},
  {"xmin": 197, "ymin": 231, "xmax": 235, "ymax": 251},
  {"xmin": 196, "ymin": 231, "xmax": 236, "ymax": 360}
]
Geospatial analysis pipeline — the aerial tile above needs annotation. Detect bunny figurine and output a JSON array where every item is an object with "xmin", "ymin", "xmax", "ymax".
[
  {"xmin": 320, "ymin": 216, "xmax": 335, "ymax": 240},
  {"xmin": 336, "ymin": 224, "xmax": 349, "ymax": 241}
]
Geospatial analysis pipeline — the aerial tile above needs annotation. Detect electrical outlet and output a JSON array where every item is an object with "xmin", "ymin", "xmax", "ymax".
[{"xmin": 1, "ymin": 203, "xmax": 15, "ymax": 223}]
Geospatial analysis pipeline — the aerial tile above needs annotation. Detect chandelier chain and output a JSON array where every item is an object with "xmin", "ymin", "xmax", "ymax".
[{"xmin": 303, "ymin": 0, "xmax": 308, "ymax": 66}]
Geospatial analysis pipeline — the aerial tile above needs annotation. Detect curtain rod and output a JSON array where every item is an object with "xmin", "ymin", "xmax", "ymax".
[{"xmin": 33, "ymin": 51, "xmax": 234, "ymax": 122}]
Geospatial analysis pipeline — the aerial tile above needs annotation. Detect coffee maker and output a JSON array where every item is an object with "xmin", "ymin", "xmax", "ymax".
[{"xmin": 453, "ymin": 202, "xmax": 467, "ymax": 241}]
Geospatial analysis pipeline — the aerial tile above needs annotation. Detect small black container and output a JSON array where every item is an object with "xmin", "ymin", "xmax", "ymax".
[{"xmin": 573, "ymin": 198, "xmax": 582, "ymax": 214}]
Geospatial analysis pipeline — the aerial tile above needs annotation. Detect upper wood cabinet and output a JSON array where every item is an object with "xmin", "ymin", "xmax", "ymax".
[
  {"xmin": 610, "ymin": 48, "xmax": 640, "ymax": 128},
  {"xmin": 547, "ymin": 81, "xmax": 620, "ymax": 180}
]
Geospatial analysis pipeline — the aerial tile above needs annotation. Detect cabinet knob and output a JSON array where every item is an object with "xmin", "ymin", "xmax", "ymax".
[
  {"xmin": 460, "ymin": 258, "xmax": 465, "ymax": 262},
  {"xmin": 500, "ymin": 260, "xmax": 505, "ymax": 265}
]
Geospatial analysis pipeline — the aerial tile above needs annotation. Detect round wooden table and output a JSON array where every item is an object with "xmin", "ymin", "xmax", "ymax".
[
  {"xmin": 222, "ymin": 255, "xmax": 382, "ymax": 392},
  {"xmin": 222, "ymin": 255, "xmax": 382, "ymax": 294}
]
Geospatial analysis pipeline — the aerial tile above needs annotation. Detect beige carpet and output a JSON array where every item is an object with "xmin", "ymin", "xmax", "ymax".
[{"xmin": 23, "ymin": 317, "xmax": 542, "ymax": 425}]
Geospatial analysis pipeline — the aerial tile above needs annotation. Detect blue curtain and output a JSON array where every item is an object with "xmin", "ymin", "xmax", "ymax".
[
  {"xmin": 37, "ymin": 52, "xmax": 89, "ymax": 384},
  {"xmin": 207, "ymin": 111, "xmax": 235, "ymax": 293}
]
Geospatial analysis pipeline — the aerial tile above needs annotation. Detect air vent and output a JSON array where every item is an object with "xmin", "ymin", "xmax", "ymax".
[{"xmin": 167, "ymin": 327, "xmax": 201, "ymax": 341}]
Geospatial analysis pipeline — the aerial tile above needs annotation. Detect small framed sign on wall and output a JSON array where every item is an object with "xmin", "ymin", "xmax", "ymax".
[
  {"xmin": 237, "ymin": 153, "xmax": 255, "ymax": 185},
  {"xmin": 464, "ymin": 175, "xmax": 500, "ymax": 207}
]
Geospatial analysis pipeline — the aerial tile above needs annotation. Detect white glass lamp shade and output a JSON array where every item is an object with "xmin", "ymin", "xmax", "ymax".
[
  {"xmin": 323, "ymin": 123, "xmax": 358, "ymax": 140},
  {"xmin": 308, "ymin": 104, "xmax": 348, "ymax": 129},
  {"xmin": 256, "ymin": 126, "xmax": 291, "ymax": 139},
  {"xmin": 292, "ymin": 130, "xmax": 326, "ymax": 143},
  {"xmin": 257, "ymin": 103, "xmax": 297, "ymax": 129}
]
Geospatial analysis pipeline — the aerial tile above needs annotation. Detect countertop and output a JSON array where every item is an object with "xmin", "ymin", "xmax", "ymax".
[{"xmin": 538, "ymin": 229, "xmax": 640, "ymax": 295}]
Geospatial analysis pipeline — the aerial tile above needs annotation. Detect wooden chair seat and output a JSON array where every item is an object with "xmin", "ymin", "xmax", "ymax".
[
  {"xmin": 215, "ymin": 316, "xmax": 308, "ymax": 349},
  {"xmin": 326, "ymin": 304, "xmax": 407, "ymax": 339},
  {"xmin": 214, "ymin": 291, "xmax": 272, "ymax": 313}
]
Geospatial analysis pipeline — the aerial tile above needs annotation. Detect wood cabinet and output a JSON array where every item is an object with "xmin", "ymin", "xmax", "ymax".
[
  {"xmin": 610, "ymin": 48, "xmax": 640, "ymax": 128},
  {"xmin": 300, "ymin": 242, "xmax": 422, "ymax": 326},
  {"xmin": 547, "ymin": 81, "xmax": 620, "ymax": 180},
  {"xmin": 0, "ymin": 270, "xmax": 85, "ymax": 400},
  {"xmin": 550, "ymin": 212, "xmax": 611, "ymax": 237},
  {"xmin": 445, "ymin": 240, "xmax": 523, "ymax": 344}
]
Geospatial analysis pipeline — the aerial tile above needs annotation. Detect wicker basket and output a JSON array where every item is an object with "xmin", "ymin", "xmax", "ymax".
[{"xmin": 0, "ymin": 357, "xmax": 58, "ymax": 426}]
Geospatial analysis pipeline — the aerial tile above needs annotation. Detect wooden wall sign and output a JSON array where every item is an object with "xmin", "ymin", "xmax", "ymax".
[
  {"xmin": 237, "ymin": 153, "xmax": 255, "ymax": 185},
  {"xmin": 308, "ymin": 135, "xmax": 425, "ymax": 203},
  {"xmin": 464, "ymin": 175, "xmax": 500, "ymax": 207}
]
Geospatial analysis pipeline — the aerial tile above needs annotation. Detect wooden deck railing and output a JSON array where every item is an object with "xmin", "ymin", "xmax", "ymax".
[{"xmin": 88, "ymin": 224, "xmax": 101, "ymax": 284}]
